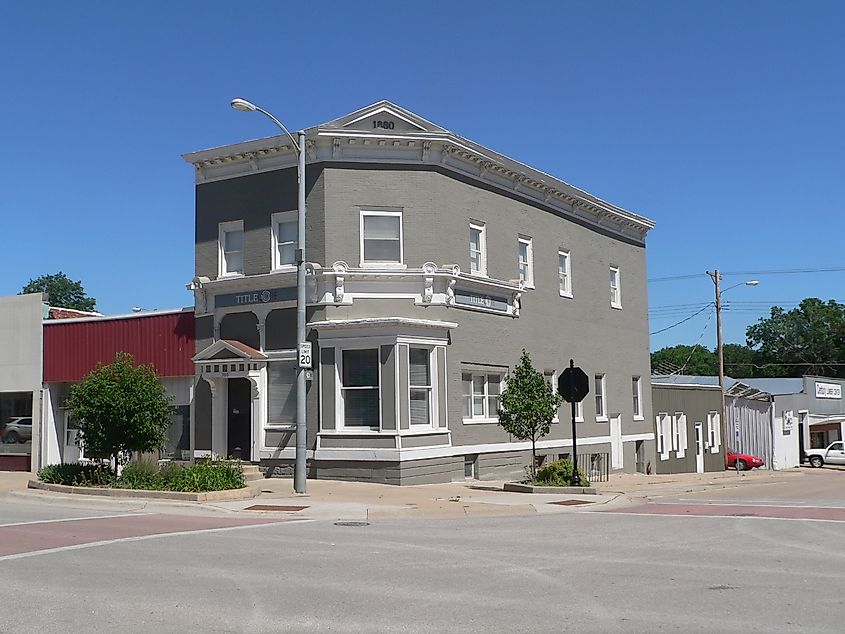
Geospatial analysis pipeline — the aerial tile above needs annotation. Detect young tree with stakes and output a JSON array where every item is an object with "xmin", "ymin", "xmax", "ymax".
[
  {"xmin": 66, "ymin": 352, "xmax": 175, "ymax": 469},
  {"xmin": 497, "ymin": 349, "xmax": 563, "ymax": 479}
]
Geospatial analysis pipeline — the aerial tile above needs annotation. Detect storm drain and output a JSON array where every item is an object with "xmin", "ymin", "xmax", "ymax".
[
  {"xmin": 548, "ymin": 499, "xmax": 593, "ymax": 506},
  {"xmin": 334, "ymin": 521, "xmax": 370, "ymax": 527},
  {"xmin": 245, "ymin": 504, "xmax": 309, "ymax": 512}
]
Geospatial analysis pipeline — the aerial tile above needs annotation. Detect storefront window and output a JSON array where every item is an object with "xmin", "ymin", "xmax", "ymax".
[{"xmin": 1, "ymin": 392, "xmax": 33, "ymax": 458}]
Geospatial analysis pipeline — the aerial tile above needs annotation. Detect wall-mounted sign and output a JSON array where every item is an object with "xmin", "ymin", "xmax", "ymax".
[
  {"xmin": 815, "ymin": 381, "xmax": 842, "ymax": 400},
  {"xmin": 454, "ymin": 288, "xmax": 510, "ymax": 314},
  {"xmin": 215, "ymin": 287, "xmax": 296, "ymax": 309},
  {"xmin": 782, "ymin": 410, "xmax": 794, "ymax": 433}
]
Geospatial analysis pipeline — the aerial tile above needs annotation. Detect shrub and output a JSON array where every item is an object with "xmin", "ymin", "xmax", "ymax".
[
  {"xmin": 533, "ymin": 459, "xmax": 590, "ymax": 487},
  {"xmin": 39, "ymin": 459, "xmax": 245, "ymax": 493},
  {"xmin": 38, "ymin": 463, "xmax": 114, "ymax": 486},
  {"xmin": 166, "ymin": 460, "xmax": 245, "ymax": 492}
]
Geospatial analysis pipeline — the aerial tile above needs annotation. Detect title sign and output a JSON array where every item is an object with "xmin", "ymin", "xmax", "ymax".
[
  {"xmin": 454, "ymin": 288, "xmax": 510, "ymax": 314},
  {"xmin": 815, "ymin": 382, "xmax": 842, "ymax": 400},
  {"xmin": 215, "ymin": 287, "xmax": 296, "ymax": 309}
]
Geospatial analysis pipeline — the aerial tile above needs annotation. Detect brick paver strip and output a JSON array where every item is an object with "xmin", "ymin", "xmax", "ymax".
[{"xmin": 0, "ymin": 514, "xmax": 285, "ymax": 558}]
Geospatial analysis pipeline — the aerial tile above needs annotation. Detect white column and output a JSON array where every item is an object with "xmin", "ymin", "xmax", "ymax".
[{"xmin": 208, "ymin": 378, "xmax": 227, "ymax": 458}]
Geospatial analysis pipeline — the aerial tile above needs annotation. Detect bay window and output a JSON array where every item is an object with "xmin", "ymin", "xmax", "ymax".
[
  {"xmin": 409, "ymin": 348, "xmax": 432, "ymax": 426},
  {"xmin": 341, "ymin": 349, "xmax": 380, "ymax": 428}
]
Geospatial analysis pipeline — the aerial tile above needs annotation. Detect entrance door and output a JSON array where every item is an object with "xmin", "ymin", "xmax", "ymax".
[
  {"xmin": 694, "ymin": 422, "xmax": 705, "ymax": 473},
  {"xmin": 610, "ymin": 415, "xmax": 623, "ymax": 470},
  {"xmin": 635, "ymin": 440, "xmax": 645, "ymax": 473},
  {"xmin": 227, "ymin": 378, "xmax": 252, "ymax": 460},
  {"xmin": 63, "ymin": 411, "xmax": 80, "ymax": 463}
]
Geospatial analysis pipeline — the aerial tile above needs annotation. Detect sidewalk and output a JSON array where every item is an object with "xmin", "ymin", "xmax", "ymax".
[{"xmin": 0, "ymin": 467, "xmax": 808, "ymax": 522}]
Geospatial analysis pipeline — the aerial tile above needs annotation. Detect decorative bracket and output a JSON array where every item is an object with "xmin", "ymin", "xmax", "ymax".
[
  {"xmin": 422, "ymin": 262, "xmax": 437, "ymax": 303},
  {"xmin": 332, "ymin": 261, "xmax": 349, "ymax": 303}
]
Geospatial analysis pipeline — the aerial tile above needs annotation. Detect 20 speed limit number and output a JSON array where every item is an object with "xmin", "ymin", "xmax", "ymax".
[{"xmin": 298, "ymin": 342, "xmax": 313, "ymax": 369}]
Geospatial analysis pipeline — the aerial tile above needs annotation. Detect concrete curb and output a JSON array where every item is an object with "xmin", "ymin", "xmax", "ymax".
[
  {"xmin": 503, "ymin": 482, "xmax": 597, "ymax": 495},
  {"xmin": 27, "ymin": 480, "xmax": 259, "ymax": 502}
]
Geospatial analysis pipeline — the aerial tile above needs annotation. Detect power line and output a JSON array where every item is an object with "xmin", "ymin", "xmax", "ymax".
[
  {"xmin": 650, "ymin": 266, "xmax": 845, "ymax": 283},
  {"xmin": 649, "ymin": 303, "xmax": 713, "ymax": 336}
]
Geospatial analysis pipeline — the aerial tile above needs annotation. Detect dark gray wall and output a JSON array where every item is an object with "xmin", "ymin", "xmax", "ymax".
[
  {"xmin": 195, "ymin": 166, "xmax": 326, "ymax": 280},
  {"xmin": 652, "ymin": 384, "xmax": 724, "ymax": 474}
]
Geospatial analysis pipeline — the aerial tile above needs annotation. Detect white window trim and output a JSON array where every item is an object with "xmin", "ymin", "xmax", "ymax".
[
  {"xmin": 469, "ymin": 221, "xmax": 488, "ymax": 277},
  {"xmin": 518, "ymin": 236, "xmax": 534, "ymax": 288},
  {"xmin": 218, "ymin": 220, "xmax": 244, "ymax": 278},
  {"xmin": 595, "ymin": 373, "xmax": 608, "ymax": 422},
  {"xmin": 271, "ymin": 210, "xmax": 297, "ymax": 272},
  {"xmin": 575, "ymin": 400, "xmax": 584, "ymax": 423},
  {"xmin": 408, "ymin": 346, "xmax": 435, "ymax": 428},
  {"xmin": 558, "ymin": 249, "xmax": 572, "ymax": 298},
  {"xmin": 656, "ymin": 412, "xmax": 670, "ymax": 460},
  {"xmin": 462, "ymin": 371, "xmax": 504, "ymax": 424},
  {"xmin": 544, "ymin": 370, "xmax": 559, "ymax": 422},
  {"xmin": 610, "ymin": 265, "xmax": 622, "ymax": 309},
  {"xmin": 360, "ymin": 209, "xmax": 405, "ymax": 268},
  {"xmin": 707, "ymin": 411, "xmax": 721, "ymax": 454},
  {"xmin": 632, "ymin": 376, "xmax": 644, "ymax": 420},
  {"xmin": 337, "ymin": 346, "xmax": 382, "ymax": 432},
  {"xmin": 674, "ymin": 412, "xmax": 687, "ymax": 458}
]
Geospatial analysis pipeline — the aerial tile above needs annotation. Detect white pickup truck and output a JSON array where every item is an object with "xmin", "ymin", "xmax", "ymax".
[{"xmin": 805, "ymin": 441, "xmax": 845, "ymax": 468}]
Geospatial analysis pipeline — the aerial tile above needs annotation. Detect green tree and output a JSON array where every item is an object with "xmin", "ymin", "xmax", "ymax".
[
  {"xmin": 66, "ymin": 353, "xmax": 175, "ymax": 467},
  {"xmin": 722, "ymin": 343, "xmax": 761, "ymax": 378},
  {"xmin": 650, "ymin": 345, "xmax": 717, "ymax": 376},
  {"xmin": 497, "ymin": 350, "xmax": 562, "ymax": 478},
  {"xmin": 21, "ymin": 272, "xmax": 96, "ymax": 311},
  {"xmin": 746, "ymin": 298, "xmax": 845, "ymax": 378}
]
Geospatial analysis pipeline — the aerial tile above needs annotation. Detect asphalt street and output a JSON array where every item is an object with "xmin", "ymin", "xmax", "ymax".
[{"xmin": 1, "ymin": 475, "xmax": 844, "ymax": 634}]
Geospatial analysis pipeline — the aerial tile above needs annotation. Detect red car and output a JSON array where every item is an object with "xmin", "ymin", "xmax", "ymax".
[{"xmin": 727, "ymin": 451, "xmax": 765, "ymax": 471}]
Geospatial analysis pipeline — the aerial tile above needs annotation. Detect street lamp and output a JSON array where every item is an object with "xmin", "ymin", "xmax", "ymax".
[
  {"xmin": 707, "ymin": 270, "xmax": 759, "ymax": 468},
  {"xmin": 231, "ymin": 98, "xmax": 308, "ymax": 494}
]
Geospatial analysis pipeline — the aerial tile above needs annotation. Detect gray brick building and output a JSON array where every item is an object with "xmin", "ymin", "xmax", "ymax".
[{"xmin": 183, "ymin": 101, "xmax": 656, "ymax": 484}]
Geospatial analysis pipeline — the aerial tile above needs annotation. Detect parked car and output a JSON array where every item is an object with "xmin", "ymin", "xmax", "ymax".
[
  {"xmin": 804, "ymin": 441, "xmax": 845, "ymax": 468},
  {"xmin": 2, "ymin": 417, "xmax": 32, "ymax": 443},
  {"xmin": 727, "ymin": 450, "xmax": 765, "ymax": 471}
]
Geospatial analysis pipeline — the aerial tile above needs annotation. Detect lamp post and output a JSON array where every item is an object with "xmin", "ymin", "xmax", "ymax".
[
  {"xmin": 707, "ymin": 270, "xmax": 758, "ymax": 468},
  {"xmin": 232, "ymin": 98, "xmax": 308, "ymax": 494}
]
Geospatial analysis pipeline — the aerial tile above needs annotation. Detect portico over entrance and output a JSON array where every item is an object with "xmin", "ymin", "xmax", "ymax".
[{"xmin": 193, "ymin": 339, "xmax": 268, "ymax": 461}]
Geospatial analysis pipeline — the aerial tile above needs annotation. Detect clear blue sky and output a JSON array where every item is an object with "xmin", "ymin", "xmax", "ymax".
[{"xmin": 2, "ymin": 1, "xmax": 843, "ymax": 352}]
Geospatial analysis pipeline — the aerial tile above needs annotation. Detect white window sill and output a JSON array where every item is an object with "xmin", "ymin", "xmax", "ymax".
[
  {"xmin": 326, "ymin": 428, "xmax": 382, "ymax": 434},
  {"xmin": 466, "ymin": 271, "xmax": 489, "ymax": 279},
  {"xmin": 264, "ymin": 424, "xmax": 295, "ymax": 431},
  {"xmin": 611, "ymin": 303, "xmax": 623, "ymax": 310},
  {"xmin": 360, "ymin": 262, "xmax": 407, "ymax": 269},
  {"xmin": 522, "ymin": 283, "xmax": 535, "ymax": 290},
  {"xmin": 559, "ymin": 291, "xmax": 573, "ymax": 299},
  {"xmin": 271, "ymin": 265, "xmax": 297, "ymax": 273},
  {"xmin": 596, "ymin": 416, "xmax": 609, "ymax": 423},
  {"xmin": 462, "ymin": 417, "xmax": 500, "ymax": 425},
  {"xmin": 633, "ymin": 415, "xmax": 645, "ymax": 421},
  {"xmin": 575, "ymin": 419, "xmax": 584, "ymax": 423},
  {"xmin": 659, "ymin": 453, "xmax": 669, "ymax": 461},
  {"xmin": 218, "ymin": 272, "xmax": 245, "ymax": 279}
]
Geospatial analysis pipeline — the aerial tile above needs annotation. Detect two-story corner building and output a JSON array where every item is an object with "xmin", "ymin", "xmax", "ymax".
[{"xmin": 182, "ymin": 100, "xmax": 656, "ymax": 484}]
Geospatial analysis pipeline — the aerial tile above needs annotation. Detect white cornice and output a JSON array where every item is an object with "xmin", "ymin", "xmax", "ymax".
[{"xmin": 182, "ymin": 101, "xmax": 655, "ymax": 240}]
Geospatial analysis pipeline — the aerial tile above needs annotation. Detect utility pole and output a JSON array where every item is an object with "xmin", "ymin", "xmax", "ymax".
[{"xmin": 709, "ymin": 269, "xmax": 728, "ymax": 469}]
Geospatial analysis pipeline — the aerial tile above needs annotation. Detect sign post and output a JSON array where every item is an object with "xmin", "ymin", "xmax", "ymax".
[{"xmin": 558, "ymin": 359, "xmax": 590, "ymax": 487}]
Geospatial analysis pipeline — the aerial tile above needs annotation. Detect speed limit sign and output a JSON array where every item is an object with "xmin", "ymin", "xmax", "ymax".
[{"xmin": 298, "ymin": 342, "xmax": 313, "ymax": 369}]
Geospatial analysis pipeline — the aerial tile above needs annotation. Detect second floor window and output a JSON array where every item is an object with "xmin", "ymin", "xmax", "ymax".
[
  {"xmin": 469, "ymin": 222, "xmax": 487, "ymax": 275},
  {"xmin": 361, "ymin": 210, "xmax": 403, "ymax": 265},
  {"xmin": 518, "ymin": 236, "xmax": 534, "ymax": 287},
  {"xmin": 610, "ymin": 265, "xmax": 621, "ymax": 308},
  {"xmin": 558, "ymin": 250, "xmax": 572, "ymax": 297},
  {"xmin": 632, "ymin": 376, "xmax": 642, "ymax": 419},
  {"xmin": 219, "ymin": 220, "xmax": 244, "ymax": 276},
  {"xmin": 272, "ymin": 211, "xmax": 297, "ymax": 269}
]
